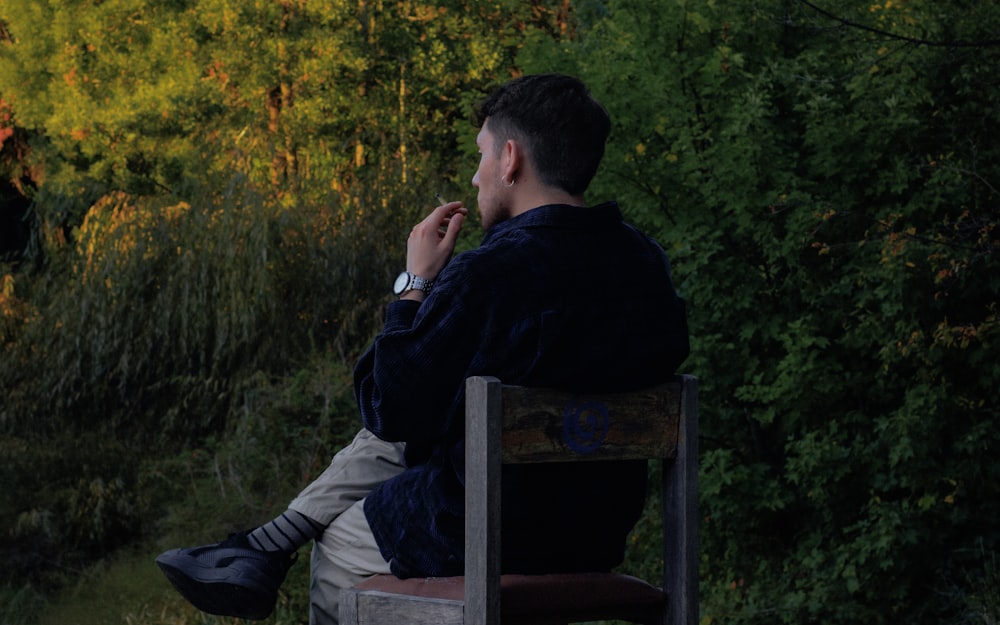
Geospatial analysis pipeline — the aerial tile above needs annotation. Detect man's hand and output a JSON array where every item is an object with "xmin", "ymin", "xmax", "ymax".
[{"xmin": 400, "ymin": 200, "xmax": 468, "ymax": 302}]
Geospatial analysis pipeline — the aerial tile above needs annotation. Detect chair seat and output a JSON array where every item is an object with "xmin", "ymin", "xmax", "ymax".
[{"xmin": 354, "ymin": 572, "xmax": 667, "ymax": 625}]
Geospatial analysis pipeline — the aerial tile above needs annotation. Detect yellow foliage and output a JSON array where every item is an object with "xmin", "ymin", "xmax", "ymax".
[
  {"xmin": 1, "ymin": 272, "xmax": 38, "ymax": 339},
  {"xmin": 932, "ymin": 308, "xmax": 996, "ymax": 350},
  {"xmin": 75, "ymin": 193, "xmax": 192, "ymax": 287}
]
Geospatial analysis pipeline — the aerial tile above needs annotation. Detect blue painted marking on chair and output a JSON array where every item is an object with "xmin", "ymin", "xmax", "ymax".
[{"xmin": 562, "ymin": 399, "xmax": 610, "ymax": 454}]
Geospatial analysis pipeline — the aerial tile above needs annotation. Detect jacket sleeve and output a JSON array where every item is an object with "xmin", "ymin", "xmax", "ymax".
[{"xmin": 353, "ymin": 258, "xmax": 485, "ymax": 443}]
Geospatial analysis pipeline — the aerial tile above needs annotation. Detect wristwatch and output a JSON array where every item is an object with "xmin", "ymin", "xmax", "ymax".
[{"xmin": 393, "ymin": 271, "xmax": 433, "ymax": 296}]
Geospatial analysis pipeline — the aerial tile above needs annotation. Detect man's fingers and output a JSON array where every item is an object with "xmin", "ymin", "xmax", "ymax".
[
  {"xmin": 426, "ymin": 200, "xmax": 462, "ymax": 222},
  {"xmin": 429, "ymin": 202, "xmax": 466, "ymax": 237},
  {"xmin": 440, "ymin": 211, "xmax": 465, "ymax": 241}
]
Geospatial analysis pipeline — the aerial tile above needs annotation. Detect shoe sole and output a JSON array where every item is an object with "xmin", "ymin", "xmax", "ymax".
[{"xmin": 155, "ymin": 549, "xmax": 278, "ymax": 620}]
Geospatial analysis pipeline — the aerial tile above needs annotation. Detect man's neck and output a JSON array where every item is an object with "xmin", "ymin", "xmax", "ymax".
[{"xmin": 509, "ymin": 185, "xmax": 586, "ymax": 219}]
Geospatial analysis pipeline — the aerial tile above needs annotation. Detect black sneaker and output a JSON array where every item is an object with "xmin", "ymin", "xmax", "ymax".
[{"xmin": 155, "ymin": 530, "xmax": 296, "ymax": 620}]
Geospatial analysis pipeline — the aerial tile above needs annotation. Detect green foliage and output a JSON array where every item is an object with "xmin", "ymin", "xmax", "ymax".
[
  {"xmin": 519, "ymin": 0, "xmax": 1000, "ymax": 622},
  {"xmin": 0, "ymin": 169, "xmax": 415, "ymax": 584},
  {"xmin": 0, "ymin": 0, "xmax": 558, "ymax": 223}
]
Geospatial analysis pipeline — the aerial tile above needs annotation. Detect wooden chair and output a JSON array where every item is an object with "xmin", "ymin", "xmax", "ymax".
[{"xmin": 340, "ymin": 374, "xmax": 698, "ymax": 625}]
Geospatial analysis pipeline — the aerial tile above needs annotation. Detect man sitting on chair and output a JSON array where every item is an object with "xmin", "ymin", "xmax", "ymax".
[{"xmin": 156, "ymin": 73, "xmax": 690, "ymax": 625}]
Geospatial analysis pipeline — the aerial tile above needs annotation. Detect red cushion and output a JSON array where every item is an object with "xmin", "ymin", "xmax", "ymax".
[{"xmin": 355, "ymin": 573, "xmax": 666, "ymax": 624}]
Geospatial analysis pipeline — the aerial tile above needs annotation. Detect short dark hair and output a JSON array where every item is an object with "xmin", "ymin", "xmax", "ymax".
[{"xmin": 475, "ymin": 74, "xmax": 611, "ymax": 196}]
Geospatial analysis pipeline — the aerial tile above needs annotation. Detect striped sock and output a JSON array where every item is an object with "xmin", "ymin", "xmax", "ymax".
[{"xmin": 247, "ymin": 510, "xmax": 325, "ymax": 553}]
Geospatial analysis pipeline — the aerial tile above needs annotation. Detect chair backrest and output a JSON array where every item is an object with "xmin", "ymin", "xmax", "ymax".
[{"xmin": 464, "ymin": 375, "xmax": 699, "ymax": 625}]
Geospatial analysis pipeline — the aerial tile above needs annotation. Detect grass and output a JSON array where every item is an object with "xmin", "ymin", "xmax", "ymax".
[
  {"xmin": 0, "ymin": 584, "xmax": 47, "ymax": 625},
  {"xmin": 18, "ymin": 545, "xmax": 314, "ymax": 625},
  {"xmin": 37, "ymin": 550, "xmax": 180, "ymax": 625}
]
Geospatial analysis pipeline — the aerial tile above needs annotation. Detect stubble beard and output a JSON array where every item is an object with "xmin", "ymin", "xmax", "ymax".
[{"xmin": 479, "ymin": 191, "xmax": 515, "ymax": 232}]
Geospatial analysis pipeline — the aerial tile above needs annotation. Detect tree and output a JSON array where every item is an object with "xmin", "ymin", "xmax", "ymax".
[{"xmin": 521, "ymin": 0, "xmax": 1000, "ymax": 621}]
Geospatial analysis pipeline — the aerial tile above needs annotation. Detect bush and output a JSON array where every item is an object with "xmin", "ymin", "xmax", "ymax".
[
  {"xmin": 0, "ymin": 162, "xmax": 427, "ymax": 587},
  {"xmin": 521, "ymin": 0, "xmax": 1000, "ymax": 622}
]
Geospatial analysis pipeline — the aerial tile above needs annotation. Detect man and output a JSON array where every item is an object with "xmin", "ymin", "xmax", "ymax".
[{"xmin": 156, "ymin": 73, "xmax": 689, "ymax": 624}]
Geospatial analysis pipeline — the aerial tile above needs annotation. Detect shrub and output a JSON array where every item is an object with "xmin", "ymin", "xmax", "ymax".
[{"xmin": 0, "ymin": 163, "xmax": 427, "ymax": 586}]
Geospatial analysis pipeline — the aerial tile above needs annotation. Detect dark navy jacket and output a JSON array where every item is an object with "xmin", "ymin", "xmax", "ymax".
[{"xmin": 356, "ymin": 201, "xmax": 689, "ymax": 578}]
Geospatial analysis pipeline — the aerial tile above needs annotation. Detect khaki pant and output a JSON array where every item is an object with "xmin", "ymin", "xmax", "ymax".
[{"xmin": 288, "ymin": 429, "xmax": 406, "ymax": 625}]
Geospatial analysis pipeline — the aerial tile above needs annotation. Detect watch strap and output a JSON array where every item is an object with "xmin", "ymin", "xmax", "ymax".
[
  {"xmin": 394, "ymin": 270, "xmax": 433, "ymax": 295},
  {"xmin": 408, "ymin": 273, "xmax": 433, "ymax": 294}
]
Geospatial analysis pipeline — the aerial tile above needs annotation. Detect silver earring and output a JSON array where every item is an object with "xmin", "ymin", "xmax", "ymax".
[{"xmin": 501, "ymin": 176, "xmax": 515, "ymax": 187}]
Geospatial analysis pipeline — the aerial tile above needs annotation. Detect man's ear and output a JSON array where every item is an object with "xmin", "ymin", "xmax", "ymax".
[{"xmin": 502, "ymin": 138, "xmax": 523, "ymax": 182}]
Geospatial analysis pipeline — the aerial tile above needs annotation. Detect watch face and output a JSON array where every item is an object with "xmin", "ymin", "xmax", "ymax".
[{"xmin": 393, "ymin": 271, "xmax": 411, "ymax": 295}]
